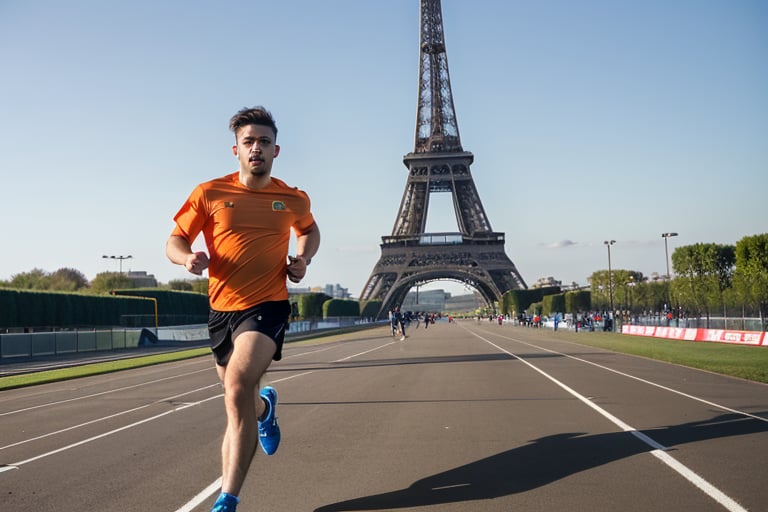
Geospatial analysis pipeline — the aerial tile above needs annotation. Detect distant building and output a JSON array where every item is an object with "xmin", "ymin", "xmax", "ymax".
[
  {"xmin": 401, "ymin": 289, "xmax": 447, "ymax": 312},
  {"xmin": 288, "ymin": 286, "xmax": 312, "ymax": 296},
  {"xmin": 445, "ymin": 292, "xmax": 484, "ymax": 312},
  {"xmin": 324, "ymin": 283, "xmax": 350, "ymax": 299},
  {"xmin": 126, "ymin": 271, "xmax": 158, "ymax": 288},
  {"xmin": 531, "ymin": 276, "xmax": 584, "ymax": 291},
  {"xmin": 288, "ymin": 283, "xmax": 350, "ymax": 300},
  {"xmin": 531, "ymin": 276, "xmax": 562, "ymax": 289}
]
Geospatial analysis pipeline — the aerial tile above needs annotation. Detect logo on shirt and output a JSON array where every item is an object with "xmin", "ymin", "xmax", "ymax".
[
  {"xmin": 272, "ymin": 201, "xmax": 286, "ymax": 211},
  {"xmin": 224, "ymin": 201, "xmax": 235, "ymax": 208}
]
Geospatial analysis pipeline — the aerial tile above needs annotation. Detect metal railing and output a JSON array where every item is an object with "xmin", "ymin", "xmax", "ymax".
[
  {"xmin": 0, "ymin": 325, "xmax": 209, "ymax": 360},
  {"xmin": 0, "ymin": 317, "xmax": 385, "ymax": 361}
]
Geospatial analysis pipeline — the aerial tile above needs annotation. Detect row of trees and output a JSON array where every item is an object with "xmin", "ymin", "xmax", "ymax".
[
  {"xmin": 588, "ymin": 234, "xmax": 768, "ymax": 326},
  {"xmin": 0, "ymin": 268, "xmax": 208, "ymax": 295}
]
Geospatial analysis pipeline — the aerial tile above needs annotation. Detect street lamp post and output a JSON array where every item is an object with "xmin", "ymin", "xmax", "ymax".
[
  {"xmin": 604, "ymin": 240, "xmax": 616, "ymax": 331},
  {"xmin": 661, "ymin": 232, "xmax": 678, "ymax": 280},
  {"xmin": 627, "ymin": 275, "xmax": 636, "ymax": 320},
  {"xmin": 102, "ymin": 254, "xmax": 133, "ymax": 274},
  {"xmin": 661, "ymin": 232, "xmax": 678, "ymax": 323}
]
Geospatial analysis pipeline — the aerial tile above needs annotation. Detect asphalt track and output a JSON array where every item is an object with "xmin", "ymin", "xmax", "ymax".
[{"xmin": 1, "ymin": 320, "xmax": 766, "ymax": 511}]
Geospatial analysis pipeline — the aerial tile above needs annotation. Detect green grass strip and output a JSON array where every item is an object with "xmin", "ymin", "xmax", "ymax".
[
  {"xmin": 527, "ymin": 329, "xmax": 768, "ymax": 384},
  {"xmin": 0, "ymin": 348, "xmax": 210, "ymax": 391}
]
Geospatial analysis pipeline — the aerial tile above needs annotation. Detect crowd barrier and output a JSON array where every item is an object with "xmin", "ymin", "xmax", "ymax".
[{"xmin": 621, "ymin": 324, "xmax": 767, "ymax": 347}]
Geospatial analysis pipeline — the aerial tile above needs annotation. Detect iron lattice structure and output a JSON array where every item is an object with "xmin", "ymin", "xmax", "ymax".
[{"xmin": 360, "ymin": 0, "xmax": 526, "ymax": 317}]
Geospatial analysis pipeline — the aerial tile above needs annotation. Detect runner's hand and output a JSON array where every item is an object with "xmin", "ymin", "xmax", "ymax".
[
  {"xmin": 287, "ymin": 255, "xmax": 308, "ymax": 283},
  {"xmin": 185, "ymin": 251, "xmax": 209, "ymax": 276}
]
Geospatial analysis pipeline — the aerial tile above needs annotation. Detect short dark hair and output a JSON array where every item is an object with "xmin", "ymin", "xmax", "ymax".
[{"xmin": 229, "ymin": 106, "xmax": 278, "ymax": 140}]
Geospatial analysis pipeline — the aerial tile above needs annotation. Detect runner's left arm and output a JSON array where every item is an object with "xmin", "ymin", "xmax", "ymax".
[{"xmin": 288, "ymin": 222, "xmax": 320, "ymax": 282}]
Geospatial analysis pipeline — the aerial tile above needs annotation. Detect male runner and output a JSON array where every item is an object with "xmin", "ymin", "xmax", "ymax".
[
  {"xmin": 166, "ymin": 106, "xmax": 320, "ymax": 512},
  {"xmin": 390, "ymin": 305, "xmax": 406, "ymax": 341}
]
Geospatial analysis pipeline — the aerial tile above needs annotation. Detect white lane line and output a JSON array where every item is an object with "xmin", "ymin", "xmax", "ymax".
[
  {"xmin": 4, "ymin": 394, "xmax": 222, "ymax": 471},
  {"xmin": 653, "ymin": 449, "xmax": 748, "ymax": 511},
  {"xmin": 0, "ymin": 383, "xmax": 221, "ymax": 451},
  {"xmin": 484, "ymin": 327, "xmax": 768, "ymax": 423},
  {"xmin": 0, "ymin": 366, "xmax": 212, "ymax": 416},
  {"xmin": 268, "ymin": 371, "xmax": 316, "ymax": 384},
  {"xmin": 175, "ymin": 340, "xmax": 396, "ymax": 512},
  {"xmin": 466, "ymin": 328, "xmax": 748, "ymax": 512},
  {"xmin": 1, "ymin": 336, "xmax": 395, "ymax": 511},
  {"xmin": 281, "ymin": 344, "xmax": 341, "ymax": 359},
  {"xmin": 176, "ymin": 477, "xmax": 223, "ymax": 512},
  {"xmin": 336, "ymin": 341, "xmax": 396, "ymax": 362}
]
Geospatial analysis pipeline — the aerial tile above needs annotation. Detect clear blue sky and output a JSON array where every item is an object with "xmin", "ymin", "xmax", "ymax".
[{"xmin": 1, "ymin": 0, "xmax": 766, "ymax": 297}]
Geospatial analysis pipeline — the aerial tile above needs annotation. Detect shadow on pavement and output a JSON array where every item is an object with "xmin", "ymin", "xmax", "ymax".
[{"xmin": 314, "ymin": 412, "xmax": 767, "ymax": 511}]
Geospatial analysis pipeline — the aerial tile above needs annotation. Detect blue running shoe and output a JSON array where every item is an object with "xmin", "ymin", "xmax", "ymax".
[
  {"xmin": 211, "ymin": 492, "xmax": 238, "ymax": 512},
  {"xmin": 258, "ymin": 386, "xmax": 280, "ymax": 455}
]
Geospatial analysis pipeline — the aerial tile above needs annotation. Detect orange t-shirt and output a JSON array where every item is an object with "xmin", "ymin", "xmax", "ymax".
[{"xmin": 171, "ymin": 172, "xmax": 316, "ymax": 311}]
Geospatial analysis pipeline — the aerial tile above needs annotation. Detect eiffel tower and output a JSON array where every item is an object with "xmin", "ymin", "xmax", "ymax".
[{"xmin": 360, "ymin": 0, "xmax": 527, "ymax": 317}]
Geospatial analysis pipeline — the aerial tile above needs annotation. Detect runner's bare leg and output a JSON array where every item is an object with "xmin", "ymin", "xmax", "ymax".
[{"xmin": 216, "ymin": 331, "xmax": 276, "ymax": 496}]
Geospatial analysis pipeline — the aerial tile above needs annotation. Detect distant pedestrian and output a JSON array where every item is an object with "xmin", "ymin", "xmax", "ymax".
[{"xmin": 391, "ymin": 305, "xmax": 406, "ymax": 340}]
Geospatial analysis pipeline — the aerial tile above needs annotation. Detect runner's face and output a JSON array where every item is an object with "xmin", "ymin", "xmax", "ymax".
[{"xmin": 233, "ymin": 124, "xmax": 279, "ymax": 177}]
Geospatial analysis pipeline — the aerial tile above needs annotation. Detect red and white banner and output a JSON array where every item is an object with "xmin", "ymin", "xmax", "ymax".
[{"xmin": 622, "ymin": 325, "xmax": 766, "ymax": 346}]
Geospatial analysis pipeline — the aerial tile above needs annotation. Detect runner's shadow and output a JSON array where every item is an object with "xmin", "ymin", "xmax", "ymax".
[{"xmin": 314, "ymin": 412, "xmax": 767, "ymax": 511}]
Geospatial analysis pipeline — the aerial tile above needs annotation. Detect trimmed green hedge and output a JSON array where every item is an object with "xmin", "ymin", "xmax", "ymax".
[
  {"xmin": 322, "ymin": 299, "xmax": 360, "ymax": 318},
  {"xmin": 0, "ymin": 289, "xmax": 209, "ymax": 329},
  {"xmin": 502, "ymin": 286, "xmax": 561, "ymax": 315},
  {"xmin": 565, "ymin": 290, "xmax": 591, "ymax": 313},
  {"xmin": 110, "ymin": 289, "xmax": 208, "ymax": 317},
  {"xmin": 297, "ymin": 293, "xmax": 331, "ymax": 319},
  {"xmin": 0, "ymin": 289, "xmax": 151, "ymax": 328},
  {"xmin": 360, "ymin": 300, "xmax": 383, "ymax": 319},
  {"xmin": 542, "ymin": 293, "xmax": 566, "ymax": 315}
]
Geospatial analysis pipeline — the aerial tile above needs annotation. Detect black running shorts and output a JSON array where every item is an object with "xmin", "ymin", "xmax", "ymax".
[{"xmin": 208, "ymin": 300, "xmax": 291, "ymax": 366}]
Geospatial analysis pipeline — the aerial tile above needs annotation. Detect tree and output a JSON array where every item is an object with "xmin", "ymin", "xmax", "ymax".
[
  {"xmin": 49, "ymin": 268, "xmax": 89, "ymax": 291},
  {"xmin": 672, "ymin": 243, "xmax": 736, "ymax": 327},
  {"xmin": 9, "ymin": 268, "xmax": 50, "ymax": 290},
  {"xmin": 588, "ymin": 270, "xmax": 611, "ymax": 310},
  {"xmin": 4, "ymin": 268, "xmax": 89, "ymax": 292},
  {"xmin": 588, "ymin": 269, "xmax": 644, "ymax": 312},
  {"xmin": 167, "ymin": 279, "xmax": 194, "ymax": 291},
  {"xmin": 733, "ymin": 234, "xmax": 768, "ymax": 326},
  {"xmin": 190, "ymin": 278, "xmax": 208, "ymax": 294},
  {"xmin": 632, "ymin": 280, "xmax": 668, "ymax": 314},
  {"xmin": 89, "ymin": 272, "xmax": 134, "ymax": 294}
]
